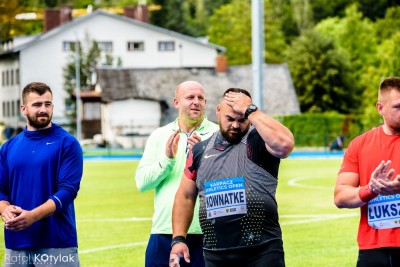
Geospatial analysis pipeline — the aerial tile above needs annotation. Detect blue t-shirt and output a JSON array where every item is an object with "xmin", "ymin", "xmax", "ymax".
[{"xmin": 0, "ymin": 123, "xmax": 83, "ymax": 249}]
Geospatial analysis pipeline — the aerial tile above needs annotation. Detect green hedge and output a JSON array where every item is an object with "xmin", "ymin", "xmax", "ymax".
[{"xmin": 276, "ymin": 113, "xmax": 369, "ymax": 148}]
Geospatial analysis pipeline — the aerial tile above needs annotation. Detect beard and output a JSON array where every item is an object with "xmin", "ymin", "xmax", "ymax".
[
  {"xmin": 27, "ymin": 113, "xmax": 52, "ymax": 129},
  {"xmin": 219, "ymin": 123, "xmax": 249, "ymax": 144}
]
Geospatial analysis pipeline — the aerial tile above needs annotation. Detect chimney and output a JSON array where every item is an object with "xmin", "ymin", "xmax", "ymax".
[
  {"xmin": 216, "ymin": 55, "xmax": 228, "ymax": 73},
  {"xmin": 44, "ymin": 9, "xmax": 60, "ymax": 32},
  {"xmin": 60, "ymin": 6, "xmax": 72, "ymax": 24},
  {"xmin": 44, "ymin": 6, "xmax": 72, "ymax": 32},
  {"xmin": 124, "ymin": 5, "xmax": 149, "ymax": 23}
]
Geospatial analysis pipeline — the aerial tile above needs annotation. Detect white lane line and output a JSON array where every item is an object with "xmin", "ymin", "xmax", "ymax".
[
  {"xmin": 80, "ymin": 242, "xmax": 147, "ymax": 254},
  {"xmin": 280, "ymin": 214, "xmax": 356, "ymax": 218},
  {"xmin": 78, "ymin": 213, "xmax": 358, "ymax": 254},
  {"xmin": 280, "ymin": 213, "xmax": 358, "ymax": 225},
  {"xmin": 287, "ymin": 176, "xmax": 333, "ymax": 190},
  {"xmin": 78, "ymin": 217, "xmax": 152, "ymax": 222}
]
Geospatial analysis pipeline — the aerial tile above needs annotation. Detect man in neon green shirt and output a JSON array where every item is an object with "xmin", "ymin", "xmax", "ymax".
[{"xmin": 135, "ymin": 81, "xmax": 218, "ymax": 267}]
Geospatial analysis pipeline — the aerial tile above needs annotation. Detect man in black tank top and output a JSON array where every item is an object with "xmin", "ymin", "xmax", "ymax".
[{"xmin": 169, "ymin": 88, "xmax": 294, "ymax": 267}]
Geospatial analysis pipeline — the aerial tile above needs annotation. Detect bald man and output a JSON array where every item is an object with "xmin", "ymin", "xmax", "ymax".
[{"xmin": 135, "ymin": 81, "xmax": 218, "ymax": 267}]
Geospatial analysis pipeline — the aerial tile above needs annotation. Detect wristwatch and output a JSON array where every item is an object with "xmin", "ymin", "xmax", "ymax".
[{"xmin": 244, "ymin": 104, "xmax": 258, "ymax": 118}]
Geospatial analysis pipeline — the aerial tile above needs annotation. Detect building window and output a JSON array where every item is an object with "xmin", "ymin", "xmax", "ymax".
[
  {"xmin": 15, "ymin": 69, "xmax": 19, "ymax": 85},
  {"xmin": 10, "ymin": 69, "xmax": 14, "ymax": 86},
  {"xmin": 6, "ymin": 70, "xmax": 9, "ymax": 86},
  {"xmin": 2, "ymin": 102, "xmax": 5, "ymax": 117},
  {"xmin": 63, "ymin": 41, "xmax": 78, "ymax": 51},
  {"xmin": 98, "ymin": 41, "xmax": 113, "ymax": 52},
  {"xmin": 1, "ymin": 71, "xmax": 4, "ymax": 86},
  {"xmin": 6, "ymin": 101, "xmax": 10, "ymax": 117},
  {"xmin": 11, "ymin": 101, "xmax": 15, "ymax": 116},
  {"xmin": 17, "ymin": 99, "xmax": 20, "ymax": 116},
  {"xmin": 158, "ymin": 41, "xmax": 175, "ymax": 51},
  {"xmin": 83, "ymin": 102, "xmax": 101, "ymax": 120},
  {"xmin": 127, "ymin": 41, "xmax": 144, "ymax": 51}
]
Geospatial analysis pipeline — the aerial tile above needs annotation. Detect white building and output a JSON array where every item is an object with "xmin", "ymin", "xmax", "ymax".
[
  {"xmin": 96, "ymin": 64, "xmax": 300, "ymax": 149},
  {"xmin": 0, "ymin": 8, "xmax": 225, "ymax": 129}
]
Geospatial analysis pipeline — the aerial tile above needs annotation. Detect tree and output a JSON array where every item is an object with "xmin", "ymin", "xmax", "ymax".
[
  {"xmin": 183, "ymin": 0, "xmax": 208, "ymax": 36},
  {"xmin": 150, "ymin": 0, "xmax": 193, "ymax": 35},
  {"xmin": 309, "ymin": 0, "xmax": 353, "ymax": 22},
  {"xmin": 359, "ymin": 32, "xmax": 400, "ymax": 129},
  {"xmin": 208, "ymin": 0, "xmax": 251, "ymax": 65},
  {"xmin": 208, "ymin": 0, "xmax": 288, "ymax": 65},
  {"xmin": 304, "ymin": 0, "xmax": 399, "ymax": 26},
  {"xmin": 291, "ymin": 0, "xmax": 314, "ymax": 34},
  {"xmin": 315, "ymin": 4, "xmax": 377, "ymax": 106},
  {"xmin": 357, "ymin": 0, "xmax": 400, "ymax": 21},
  {"xmin": 204, "ymin": 0, "xmax": 231, "ymax": 15},
  {"xmin": 334, "ymin": 4, "xmax": 377, "ymax": 76},
  {"xmin": 63, "ymin": 35, "xmax": 117, "ymax": 130},
  {"xmin": 277, "ymin": 0, "xmax": 300, "ymax": 43},
  {"xmin": 44, "ymin": 0, "xmax": 57, "ymax": 8},
  {"xmin": 286, "ymin": 30, "xmax": 360, "ymax": 113},
  {"xmin": 150, "ymin": 0, "xmax": 217, "ymax": 37},
  {"xmin": 264, "ymin": 0, "xmax": 288, "ymax": 63},
  {"xmin": 375, "ymin": 6, "xmax": 400, "ymax": 42},
  {"xmin": 0, "ymin": 0, "xmax": 30, "ymax": 40}
]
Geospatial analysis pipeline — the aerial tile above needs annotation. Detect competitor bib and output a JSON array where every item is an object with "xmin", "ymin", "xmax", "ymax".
[
  {"xmin": 205, "ymin": 177, "xmax": 247, "ymax": 219},
  {"xmin": 368, "ymin": 194, "xmax": 400, "ymax": 229}
]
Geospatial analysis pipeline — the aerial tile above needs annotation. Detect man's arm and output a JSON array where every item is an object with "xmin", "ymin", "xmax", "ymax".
[
  {"xmin": 224, "ymin": 92, "xmax": 294, "ymax": 158},
  {"xmin": 334, "ymin": 172, "xmax": 366, "ymax": 208},
  {"xmin": 4, "ymin": 199, "xmax": 56, "ymax": 231},
  {"xmin": 0, "ymin": 201, "xmax": 17, "ymax": 223},
  {"xmin": 172, "ymin": 175, "xmax": 198, "ymax": 236},
  {"xmin": 247, "ymin": 111, "xmax": 294, "ymax": 158},
  {"xmin": 170, "ymin": 175, "xmax": 198, "ymax": 266},
  {"xmin": 135, "ymin": 130, "xmax": 180, "ymax": 192},
  {"xmin": 50, "ymin": 137, "xmax": 83, "ymax": 211},
  {"xmin": 334, "ymin": 161, "xmax": 398, "ymax": 208},
  {"xmin": 0, "ymin": 149, "xmax": 21, "ymax": 224}
]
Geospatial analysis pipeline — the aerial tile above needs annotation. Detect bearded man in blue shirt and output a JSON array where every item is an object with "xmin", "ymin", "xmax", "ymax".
[{"xmin": 0, "ymin": 82, "xmax": 83, "ymax": 266}]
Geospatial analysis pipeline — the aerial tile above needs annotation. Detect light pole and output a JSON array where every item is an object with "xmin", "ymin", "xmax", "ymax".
[
  {"xmin": 252, "ymin": 0, "xmax": 264, "ymax": 109},
  {"xmin": 75, "ymin": 39, "xmax": 82, "ymax": 141}
]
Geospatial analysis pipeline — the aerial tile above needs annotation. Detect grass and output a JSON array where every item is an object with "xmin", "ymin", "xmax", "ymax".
[
  {"xmin": 0, "ymin": 158, "xmax": 360, "ymax": 266},
  {"xmin": 278, "ymin": 158, "xmax": 358, "ymax": 267}
]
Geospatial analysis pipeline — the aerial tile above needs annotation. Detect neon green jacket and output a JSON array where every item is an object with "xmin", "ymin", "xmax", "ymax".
[{"xmin": 135, "ymin": 117, "xmax": 218, "ymax": 234}]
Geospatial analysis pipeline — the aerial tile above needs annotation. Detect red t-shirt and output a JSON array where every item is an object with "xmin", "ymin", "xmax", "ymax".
[{"xmin": 339, "ymin": 126, "xmax": 400, "ymax": 249}]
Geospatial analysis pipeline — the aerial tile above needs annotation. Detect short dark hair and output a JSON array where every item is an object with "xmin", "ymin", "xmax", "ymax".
[
  {"xmin": 380, "ymin": 77, "xmax": 400, "ymax": 92},
  {"xmin": 22, "ymin": 82, "xmax": 53, "ymax": 104},
  {"xmin": 222, "ymin": 88, "xmax": 252, "ymax": 99}
]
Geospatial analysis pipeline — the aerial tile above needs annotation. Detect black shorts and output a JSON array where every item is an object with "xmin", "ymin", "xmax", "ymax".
[
  {"xmin": 357, "ymin": 247, "xmax": 400, "ymax": 267},
  {"xmin": 203, "ymin": 239, "xmax": 285, "ymax": 267}
]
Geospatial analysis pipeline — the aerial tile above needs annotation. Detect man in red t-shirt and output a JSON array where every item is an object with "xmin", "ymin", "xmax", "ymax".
[{"xmin": 334, "ymin": 77, "xmax": 400, "ymax": 267}]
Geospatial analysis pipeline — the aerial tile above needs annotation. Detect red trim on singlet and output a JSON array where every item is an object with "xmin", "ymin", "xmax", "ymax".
[{"xmin": 184, "ymin": 149, "xmax": 197, "ymax": 181}]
